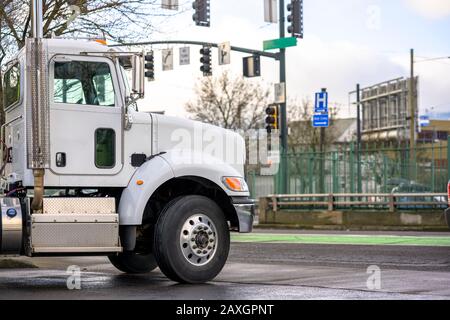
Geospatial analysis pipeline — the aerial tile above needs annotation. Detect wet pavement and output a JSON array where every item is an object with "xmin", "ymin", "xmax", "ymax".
[{"xmin": 0, "ymin": 231, "xmax": 449, "ymax": 300}]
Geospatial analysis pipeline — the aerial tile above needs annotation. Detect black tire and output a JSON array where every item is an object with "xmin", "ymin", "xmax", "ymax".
[
  {"xmin": 108, "ymin": 252, "xmax": 158, "ymax": 274},
  {"xmin": 153, "ymin": 195, "xmax": 230, "ymax": 284}
]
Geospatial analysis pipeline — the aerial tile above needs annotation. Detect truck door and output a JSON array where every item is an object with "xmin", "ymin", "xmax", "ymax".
[{"xmin": 49, "ymin": 55, "xmax": 123, "ymax": 175}]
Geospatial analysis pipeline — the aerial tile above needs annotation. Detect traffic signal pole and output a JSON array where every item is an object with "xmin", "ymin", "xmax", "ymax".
[
  {"xmin": 111, "ymin": 40, "xmax": 279, "ymax": 60},
  {"xmin": 278, "ymin": 0, "xmax": 289, "ymax": 194}
]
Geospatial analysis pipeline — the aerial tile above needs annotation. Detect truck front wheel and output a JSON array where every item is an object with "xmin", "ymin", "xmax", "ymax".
[
  {"xmin": 108, "ymin": 252, "xmax": 158, "ymax": 274},
  {"xmin": 154, "ymin": 195, "xmax": 230, "ymax": 284}
]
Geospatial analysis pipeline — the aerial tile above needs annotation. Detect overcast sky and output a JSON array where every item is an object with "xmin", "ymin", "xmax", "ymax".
[{"xmin": 129, "ymin": 0, "xmax": 450, "ymax": 119}]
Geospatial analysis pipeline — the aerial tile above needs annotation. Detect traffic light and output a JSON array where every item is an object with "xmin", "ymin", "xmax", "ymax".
[
  {"xmin": 192, "ymin": 0, "xmax": 210, "ymax": 27},
  {"xmin": 144, "ymin": 51, "xmax": 155, "ymax": 81},
  {"xmin": 265, "ymin": 104, "xmax": 279, "ymax": 133},
  {"xmin": 287, "ymin": 0, "xmax": 303, "ymax": 38},
  {"xmin": 200, "ymin": 46, "xmax": 212, "ymax": 76}
]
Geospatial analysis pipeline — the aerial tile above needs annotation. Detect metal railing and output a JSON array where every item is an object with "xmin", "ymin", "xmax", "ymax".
[
  {"xmin": 248, "ymin": 139, "xmax": 449, "ymax": 198},
  {"xmin": 266, "ymin": 193, "xmax": 448, "ymax": 212}
]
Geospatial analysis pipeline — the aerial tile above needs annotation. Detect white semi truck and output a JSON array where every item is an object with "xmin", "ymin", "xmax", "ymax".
[{"xmin": 0, "ymin": 1, "xmax": 254, "ymax": 284}]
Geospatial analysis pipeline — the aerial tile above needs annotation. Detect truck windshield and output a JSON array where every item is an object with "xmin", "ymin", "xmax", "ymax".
[
  {"xmin": 54, "ymin": 60, "xmax": 115, "ymax": 106},
  {"xmin": 3, "ymin": 64, "xmax": 20, "ymax": 108}
]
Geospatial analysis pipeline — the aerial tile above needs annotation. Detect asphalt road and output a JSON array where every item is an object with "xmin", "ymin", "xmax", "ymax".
[{"xmin": 0, "ymin": 230, "xmax": 449, "ymax": 300}]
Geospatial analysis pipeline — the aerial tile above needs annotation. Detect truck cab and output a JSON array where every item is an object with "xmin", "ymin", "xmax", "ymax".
[{"xmin": 0, "ymin": 38, "xmax": 254, "ymax": 284}]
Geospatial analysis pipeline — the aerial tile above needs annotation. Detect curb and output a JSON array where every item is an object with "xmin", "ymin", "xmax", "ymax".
[{"xmin": 254, "ymin": 224, "xmax": 450, "ymax": 232}]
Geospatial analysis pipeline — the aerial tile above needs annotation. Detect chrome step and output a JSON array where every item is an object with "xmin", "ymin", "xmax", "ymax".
[{"xmin": 30, "ymin": 197, "xmax": 121, "ymax": 254}]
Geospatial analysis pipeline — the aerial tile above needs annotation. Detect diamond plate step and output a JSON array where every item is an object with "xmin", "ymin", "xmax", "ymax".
[{"xmin": 42, "ymin": 197, "xmax": 115, "ymax": 214}]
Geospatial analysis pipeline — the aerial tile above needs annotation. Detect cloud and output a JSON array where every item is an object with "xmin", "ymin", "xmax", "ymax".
[
  {"xmin": 295, "ymin": 37, "xmax": 450, "ymax": 117},
  {"xmin": 404, "ymin": 0, "xmax": 450, "ymax": 19},
  {"xmin": 285, "ymin": 36, "xmax": 406, "ymax": 117},
  {"xmin": 140, "ymin": 24, "xmax": 449, "ymax": 119},
  {"xmin": 137, "ymin": 0, "xmax": 450, "ymax": 120},
  {"xmin": 391, "ymin": 54, "xmax": 450, "ymax": 114}
]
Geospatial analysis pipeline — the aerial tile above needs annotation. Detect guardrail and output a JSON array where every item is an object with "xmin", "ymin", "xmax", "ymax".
[{"xmin": 265, "ymin": 193, "xmax": 448, "ymax": 212}]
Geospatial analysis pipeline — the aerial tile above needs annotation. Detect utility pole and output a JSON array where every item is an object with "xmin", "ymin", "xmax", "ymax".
[
  {"xmin": 278, "ymin": 0, "xmax": 288, "ymax": 194},
  {"xmin": 409, "ymin": 49, "xmax": 416, "ymax": 169},
  {"xmin": 356, "ymin": 84, "xmax": 362, "ymax": 193}
]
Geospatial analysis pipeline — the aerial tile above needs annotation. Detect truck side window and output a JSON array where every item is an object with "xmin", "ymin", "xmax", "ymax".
[
  {"xmin": 3, "ymin": 63, "xmax": 20, "ymax": 108},
  {"xmin": 95, "ymin": 128, "xmax": 115, "ymax": 168},
  {"xmin": 54, "ymin": 61, "xmax": 115, "ymax": 106}
]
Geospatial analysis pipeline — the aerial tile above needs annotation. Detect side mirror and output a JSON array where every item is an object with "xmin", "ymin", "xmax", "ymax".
[
  {"xmin": 119, "ymin": 56, "xmax": 133, "ymax": 70},
  {"xmin": 131, "ymin": 54, "xmax": 145, "ymax": 99}
]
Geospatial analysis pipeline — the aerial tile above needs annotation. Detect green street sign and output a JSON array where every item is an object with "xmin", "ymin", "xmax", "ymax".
[{"xmin": 263, "ymin": 37, "xmax": 297, "ymax": 51}]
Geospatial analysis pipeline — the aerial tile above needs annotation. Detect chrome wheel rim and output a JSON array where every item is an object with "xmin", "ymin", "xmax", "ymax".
[{"xmin": 179, "ymin": 213, "xmax": 218, "ymax": 266}]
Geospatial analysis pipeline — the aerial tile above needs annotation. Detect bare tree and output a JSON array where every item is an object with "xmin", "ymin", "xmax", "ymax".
[
  {"xmin": 0, "ymin": 0, "xmax": 180, "ymax": 124},
  {"xmin": 288, "ymin": 98, "xmax": 338, "ymax": 152},
  {"xmin": 0, "ymin": 0, "xmax": 172, "ymax": 49},
  {"xmin": 186, "ymin": 71, "xmax": 270, "ymax": 131}
]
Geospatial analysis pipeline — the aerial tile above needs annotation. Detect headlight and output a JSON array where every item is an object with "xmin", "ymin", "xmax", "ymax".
[{"xmin": 222, "ymin": 177, "xmax": 249, "ymax": 192}]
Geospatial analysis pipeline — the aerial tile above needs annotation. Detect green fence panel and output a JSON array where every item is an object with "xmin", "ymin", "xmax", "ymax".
[{"xmin": 250, "ymin": 142, "xmax": 448, "ymax": 197}]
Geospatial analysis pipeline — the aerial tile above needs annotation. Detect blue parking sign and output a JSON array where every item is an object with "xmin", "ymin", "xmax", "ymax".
[
  {"xmin": 315, "ymin": 92, "xmax": 328, "ymax": 113},
  {"xmin": 313, "ymin": 114, "xmax": 329, "ymax": 128}
]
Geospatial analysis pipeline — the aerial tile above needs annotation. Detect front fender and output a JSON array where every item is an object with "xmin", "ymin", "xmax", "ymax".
[
  {"xmin": 118, "ymin": 156, "xmax": 174, "ymax": 225},
  {"xmin": 160, "ymin": 150, "xmax": 249, "ymax": 198},
  {"xmin": 118, "ymin": 151, "xmax": 249, "ymax": 226}
]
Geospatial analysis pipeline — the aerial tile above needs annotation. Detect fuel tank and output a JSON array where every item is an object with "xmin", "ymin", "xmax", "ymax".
[{"xmin": 0, "ymin": 197, "xmax": 25, "ymax": 255}]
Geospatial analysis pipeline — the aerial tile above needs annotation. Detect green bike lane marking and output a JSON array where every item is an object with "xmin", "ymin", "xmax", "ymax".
[{"xmin": 230, "ymin": 233, "xmax": 450, "ymax": 247}]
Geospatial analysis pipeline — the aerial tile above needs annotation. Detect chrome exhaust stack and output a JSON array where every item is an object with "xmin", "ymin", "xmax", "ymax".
[
  {"xmin": 31, "ymin": 0, "xmax": 43, "ymax": 39},
  {"xmin": 28, "ymin": 0, "xmax": 49, "ymax": 212}
]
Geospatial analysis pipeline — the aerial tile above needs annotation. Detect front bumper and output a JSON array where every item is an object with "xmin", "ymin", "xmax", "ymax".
[
  {"xmin": 445, "ymin": 208, "xmax": 450, "ymax": 229},
  {"xmin": 232, "ymin": 197, "xmax": 255, "ymax": 233}
]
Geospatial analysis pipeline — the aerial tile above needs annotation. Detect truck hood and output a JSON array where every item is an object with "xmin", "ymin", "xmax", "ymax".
[{"xmin": 152, "ymin": 114, "xmax": 246, "ymax": 177}]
